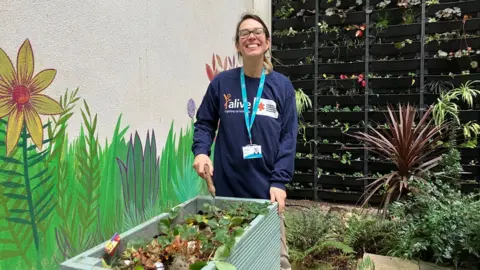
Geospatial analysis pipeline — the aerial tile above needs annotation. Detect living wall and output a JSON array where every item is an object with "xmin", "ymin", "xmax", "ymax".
[{"xmin": 272, "ymin": 0, "xmax": 480, "ymax": 203}]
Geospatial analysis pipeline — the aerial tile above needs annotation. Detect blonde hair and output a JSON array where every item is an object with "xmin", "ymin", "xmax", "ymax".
[{"xmin": 235, "ymin": 13, "xmax": 273, "ymax": 74}]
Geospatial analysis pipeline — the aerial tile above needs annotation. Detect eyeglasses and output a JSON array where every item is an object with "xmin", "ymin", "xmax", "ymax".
[{"xmin": 238, "ymin": 27, "xmax": 265, "ymax": 38}]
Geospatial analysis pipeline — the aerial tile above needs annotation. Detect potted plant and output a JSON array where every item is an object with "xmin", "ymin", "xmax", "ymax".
[{"xmin": 60, "ymin": 195, "xmax": 280, "ymax": 270}]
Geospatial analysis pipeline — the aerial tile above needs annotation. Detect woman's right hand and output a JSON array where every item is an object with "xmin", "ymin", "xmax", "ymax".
[{"xmin": 193, "ymin": 154, "xmax": 213, "ymax": 179}]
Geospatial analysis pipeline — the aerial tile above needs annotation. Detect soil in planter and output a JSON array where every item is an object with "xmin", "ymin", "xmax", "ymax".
[{"xmin": 106, "ymin": 201, "xmax": 270, "ymax": 270}]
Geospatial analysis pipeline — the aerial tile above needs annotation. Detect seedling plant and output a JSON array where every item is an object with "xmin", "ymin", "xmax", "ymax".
[{"xmin": 105, "ymin": 202, "xmax": 270, "ymax": 270}]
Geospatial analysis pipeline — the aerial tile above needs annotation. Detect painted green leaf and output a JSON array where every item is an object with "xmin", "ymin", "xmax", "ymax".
[
  {"xmin": 37, "ymin": 204, "xmax": 56, "ymax": 223},
  {"xmin": 6, "ymin": 217, "xmax": 30, "ymax": 225},
  {"xmin": 0, "ymin": 169, "xmax": 23, "ymax": 177},
  {"xmin": 4, "ymin": 193, "xmax": 28, "ymax": 200},
  {"xmin": 0, "ymin": 250, "xmax": 23, "ymax": 259},
  {"xmin": 215, "ymin": 261, "xmax": 236, "ymax": 270},
  {"xmin": 30, "ymin": 168, "xmax": 48, "ymax": 181},
  {"xmin": 8, "ymin": 208, "xmax": 29, "ymax": 214},
  {"xmin": 32, "ymin": 173, "xmax": 52, "ymax": 191},
  {"xmin": 0, "ymin": 156, "xmax": 22, "ymax": 164},
  {"xmin": 0, "ymin": 181, "xmax": 24, "ymax": 188}
]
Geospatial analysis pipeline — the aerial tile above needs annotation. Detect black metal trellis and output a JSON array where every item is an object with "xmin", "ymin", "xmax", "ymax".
[{"xmin": 271, "ymin": 0, "xmax": 480, "ymax": 201}]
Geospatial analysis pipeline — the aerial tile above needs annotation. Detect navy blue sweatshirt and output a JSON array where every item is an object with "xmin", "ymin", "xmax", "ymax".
[{"xmin": 192, "ymin": 67, "xmax": 298, "ymax": 200}]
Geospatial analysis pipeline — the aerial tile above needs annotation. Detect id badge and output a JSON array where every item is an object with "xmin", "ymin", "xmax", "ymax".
[{"xmin": 242, "ymin": 144, "xmax": 262, "ymax": 159}]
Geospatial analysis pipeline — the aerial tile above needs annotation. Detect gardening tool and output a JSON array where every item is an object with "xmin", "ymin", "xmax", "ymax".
[{"xmin": 204, "ymin": 163, "xmax": 216, "ymax": 206}]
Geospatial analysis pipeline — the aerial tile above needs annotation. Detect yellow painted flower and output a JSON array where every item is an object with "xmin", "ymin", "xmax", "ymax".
[{"xmin": 0, "ymin": 39, "xmax": 63, "ymax": 156}]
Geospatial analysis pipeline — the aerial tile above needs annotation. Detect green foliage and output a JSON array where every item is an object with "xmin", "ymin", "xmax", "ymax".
[
  {"xmin": 116, "ymin": 129, "xmax": 160, "ymax": 224},
  {"xmin": 432, "ymin": 80, "xmax": 480, "ymax": 145},
  {"xmin": 295, "ymin": 88, "xmax": 312, "ymax": 117},
  {"xmin": 432, "ymin": 148, "xmax": 463, "ymax": 187},
  {"xmin": 112, "ymin": 202, "xmax": 271, "ymax": 269},
  {"xmin": 171, "ymin": 120, "xmax": 210, "ymax": 203},
  {"xmin": 388, "ymin": 180, "xmax": 480, "ymax": 268},
  {"xmin": 347, "ymin": 103, "xmax": 451, "ymax": 213},
  {"xmin": 75, "ymin": 100, "xmax": 102, "ymax": 245},
  {"xmin": 356, "ymin": 256, "xmax": 375, "ymax": 270},
  {"xmin": 342, "ymin": 213, "xmax": 400, "ymax": 256},
  {"xmin": 98, "ymin": 114, "xmax": 129, "ymax": 238},
  {"xmin": 285, "ymin": 208, "xmax": 355, "ymax": 268},
  {"xmin": 0, "ymin": 118, "xmax": 56, "ymax": 269}
]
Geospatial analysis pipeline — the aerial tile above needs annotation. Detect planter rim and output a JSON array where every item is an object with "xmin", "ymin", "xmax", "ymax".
[{"xmin": 60, "ymin": 195, "xmax": 277, "ymax": 270}]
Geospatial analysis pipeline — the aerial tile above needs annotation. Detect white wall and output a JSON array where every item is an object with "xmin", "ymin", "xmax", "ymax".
[{"xmin": 0, "ymin": 0, "xmax": 270, "ymax": 147}]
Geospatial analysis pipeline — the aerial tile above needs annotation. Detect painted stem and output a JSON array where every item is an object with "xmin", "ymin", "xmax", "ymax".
[{"xmin": 21, "ymin": 122, "xmax": 41, "ymax": 268}]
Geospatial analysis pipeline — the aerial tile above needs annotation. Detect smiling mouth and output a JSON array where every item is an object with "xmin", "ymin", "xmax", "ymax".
[{"xmin": 246, "ymin": 44, "xmax": 259, "ymax": 48}]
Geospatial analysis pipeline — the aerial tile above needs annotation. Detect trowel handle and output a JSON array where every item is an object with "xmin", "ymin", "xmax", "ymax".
[{"xmin": 204, "ymin": 164, "xmax": 216, "ymax": 197}]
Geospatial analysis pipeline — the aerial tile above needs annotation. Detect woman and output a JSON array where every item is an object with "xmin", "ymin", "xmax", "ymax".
[{"xmin": 192, "ymin": 13, "xmax": 297, "ymax": 270}]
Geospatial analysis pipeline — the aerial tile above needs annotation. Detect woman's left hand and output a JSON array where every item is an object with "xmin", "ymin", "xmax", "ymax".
[{"xmin": 270, "ymin": 187, "xmax": 287, "ymax": 214}]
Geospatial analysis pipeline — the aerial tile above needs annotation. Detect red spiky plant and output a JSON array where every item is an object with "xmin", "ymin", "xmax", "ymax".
[{"xmin": 347, "ymin": 103, "xmax": 452, "ymax": 214}]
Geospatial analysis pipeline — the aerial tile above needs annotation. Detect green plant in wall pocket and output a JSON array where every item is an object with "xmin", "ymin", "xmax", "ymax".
[{"xmin": 432, "ymin": 80, "xmax": 480, "ymax": 148}]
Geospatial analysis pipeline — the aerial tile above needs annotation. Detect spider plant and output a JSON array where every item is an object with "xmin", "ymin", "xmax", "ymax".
[
  {"xmin": 295, "ymin": 88, "xmax": 312, "ymax": 116},
  {"xmin": 432, "ymin": 80, "xmax": 480, "ymax": 146}
]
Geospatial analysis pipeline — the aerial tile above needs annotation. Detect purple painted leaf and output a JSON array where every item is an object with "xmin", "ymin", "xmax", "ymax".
[{"xmin": 187, "ymin": 99, "xmax": 196, "ymax": 119}]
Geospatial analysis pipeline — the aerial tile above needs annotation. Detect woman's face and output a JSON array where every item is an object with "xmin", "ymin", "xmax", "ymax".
[{"xmin": 236, "ymin": 19, "xmax": 270, "ymax": 59}]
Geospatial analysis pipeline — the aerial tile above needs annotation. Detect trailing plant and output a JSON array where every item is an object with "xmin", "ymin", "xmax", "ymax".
[
  {"xmin": 346, "ymin": 103, "xmax": 451, "ymax": 213},
  {"xmin": 105, "ymin": 201, "xmax": 271, "ymax": 269}
]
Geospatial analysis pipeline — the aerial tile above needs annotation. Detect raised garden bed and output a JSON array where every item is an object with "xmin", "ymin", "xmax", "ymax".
[{"xmin": 60, "ymin": 195, "xmax": 280, "ymax": 270}]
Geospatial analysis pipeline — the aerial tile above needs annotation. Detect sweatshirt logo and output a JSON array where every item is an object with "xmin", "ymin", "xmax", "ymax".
[
  {"xmin": 223, "ymin": 94, "xmax": 231, "ymax": 109},
  {"xmin": 224, "ymin": 93, "xmax": 251, "ymax": 113}
]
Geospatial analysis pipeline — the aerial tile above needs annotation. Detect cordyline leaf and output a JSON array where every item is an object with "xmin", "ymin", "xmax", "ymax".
[{"xmin": 346, "ymin": 103, "xmax": 449, "ymax": 213}]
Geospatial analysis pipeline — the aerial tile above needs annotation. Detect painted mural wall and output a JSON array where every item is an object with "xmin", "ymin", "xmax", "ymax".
[{"xmin": 0, "ymin": 1, "xmax": 252, "ymax": 269}]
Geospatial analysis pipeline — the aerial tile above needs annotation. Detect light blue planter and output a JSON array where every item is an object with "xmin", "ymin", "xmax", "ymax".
[{"xmin": 59, "ymin": 195, "xmax": 281, "ymax": 270}]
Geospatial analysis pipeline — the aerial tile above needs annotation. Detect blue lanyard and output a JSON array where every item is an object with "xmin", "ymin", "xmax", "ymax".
[{"xmin": 240, "ymin": 67, "xmax": 266, "ymax": 145}]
